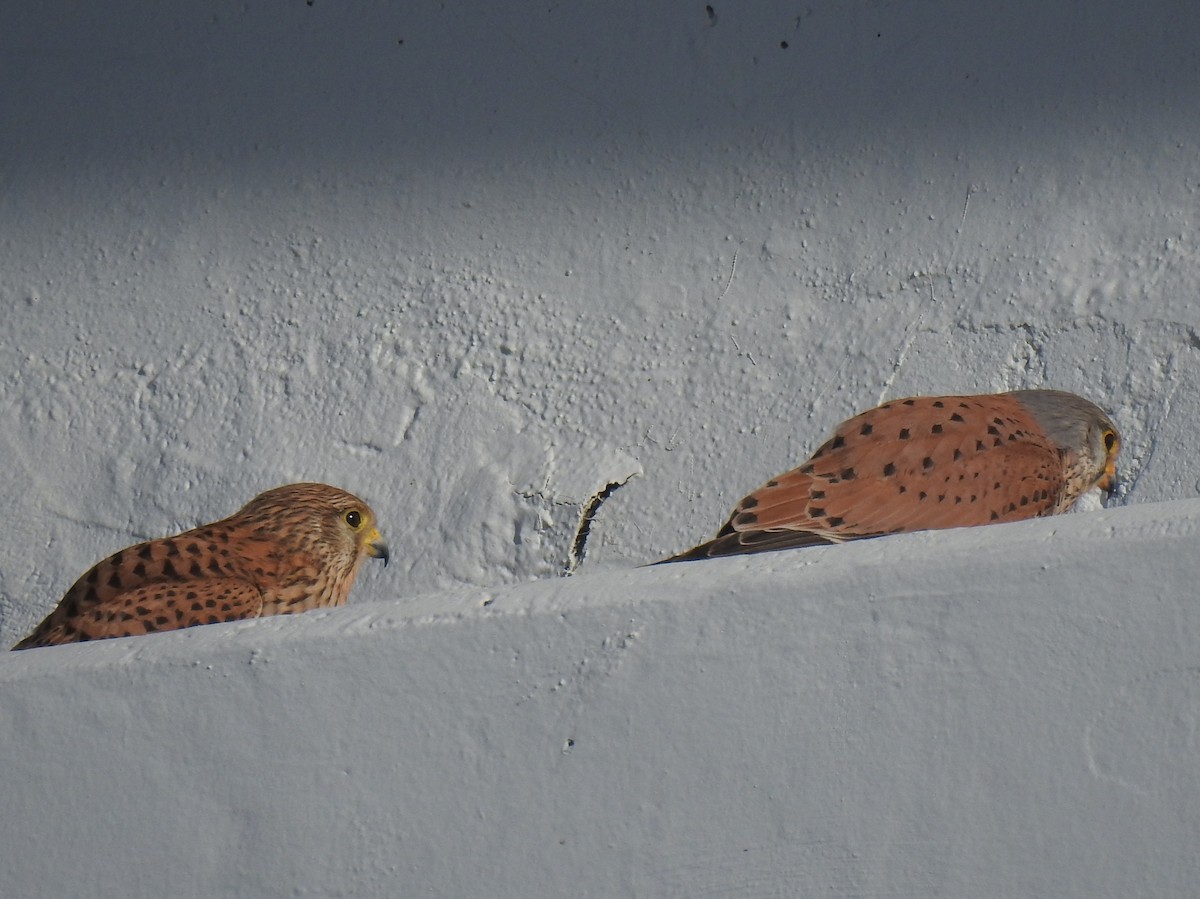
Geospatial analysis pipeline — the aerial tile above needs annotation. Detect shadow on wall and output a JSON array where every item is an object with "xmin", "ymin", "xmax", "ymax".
[{"xmin": 2, "ymin": 1, "xmax": 1198, "ymax": 175}]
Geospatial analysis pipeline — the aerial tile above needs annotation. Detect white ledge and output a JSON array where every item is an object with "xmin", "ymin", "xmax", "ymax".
[{"xmin": 2, "ymin": 499, "xmax": 1199, "ymax": 898}]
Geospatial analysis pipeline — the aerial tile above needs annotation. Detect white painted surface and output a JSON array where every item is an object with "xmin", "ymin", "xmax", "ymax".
[
  {"xmin": 3, "ymin": 501, "xmax": 1200, "ymax": 897},
  {"xmin": 2, "ymin": 1, "xmax": 1199, "ymax": 896}
]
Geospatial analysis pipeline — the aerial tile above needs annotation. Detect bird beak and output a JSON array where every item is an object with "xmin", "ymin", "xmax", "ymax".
[
  {"xmin": 1096, "ymin": 459, "xmax": 1118, "ymax": 499},
  {"xmin": 365, "ymin": 528, "xmax": 390, "ymax": 567}
]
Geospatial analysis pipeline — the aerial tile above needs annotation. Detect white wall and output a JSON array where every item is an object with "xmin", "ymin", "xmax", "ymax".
[
  {"xmin": 1, "ymin": 1, "xmax": 1199, "ymax": 895},
  {"xmin": 3, "ymin": 501, "xmax": 1199, "ymax": 897},
  {"xmin": 3, "ymin": 1, "xmax": 1198, "ymax": 637}
]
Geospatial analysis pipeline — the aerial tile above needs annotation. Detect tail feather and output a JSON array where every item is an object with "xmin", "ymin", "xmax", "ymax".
[{"xmin": 655, "ymin": 528, "xmax": 837, "ymax": 564}]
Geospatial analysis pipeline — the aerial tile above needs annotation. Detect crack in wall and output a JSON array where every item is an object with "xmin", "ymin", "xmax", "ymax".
[{"xmin": 564, "ymin": 475, "xmax": 635, "ymax": 575}]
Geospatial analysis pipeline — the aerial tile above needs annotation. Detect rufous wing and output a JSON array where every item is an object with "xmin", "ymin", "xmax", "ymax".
[
  {"xmin": 659, "ymin": 394, "xmax": 1068, "ymax": 562},
  {"xmin": 13, "ymin": 577, "xmax": 264, "ymax": 648}
]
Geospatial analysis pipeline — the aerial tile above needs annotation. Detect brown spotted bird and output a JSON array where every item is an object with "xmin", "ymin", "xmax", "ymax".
[
  {"xmin": 660, "ymin": 389, "xmax": 1120, "ymax": 562},
  {"xmin": 12, "ymin": 483, "xmax": 389, "ymax": 649}
]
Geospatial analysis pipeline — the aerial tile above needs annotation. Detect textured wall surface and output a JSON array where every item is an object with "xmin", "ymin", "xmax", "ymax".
[
  {"xmin": 3, "ymin": 1, "xmax": 1198, "ymax": 643},
  {"xmin": 1, "ymin": 2, "xmax": 1198, "ymax": 894}
]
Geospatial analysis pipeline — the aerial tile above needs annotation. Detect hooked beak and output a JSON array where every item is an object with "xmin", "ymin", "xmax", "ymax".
[
  {"xmin": 365, "ymin": 527, "xmax": 390, "ymax": 567},
  {"xmin": 1096, "ymin": 459, "xmax": 1118, "ymax": 500}
]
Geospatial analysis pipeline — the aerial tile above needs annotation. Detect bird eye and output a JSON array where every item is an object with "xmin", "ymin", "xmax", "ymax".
[
  {"xmin": 344, "ymin": 510, "xmax": 362, "ymax": 529},
  {"xmin": 1102, "ymin": 429, "xmax": 1117, "ymax": 453}
]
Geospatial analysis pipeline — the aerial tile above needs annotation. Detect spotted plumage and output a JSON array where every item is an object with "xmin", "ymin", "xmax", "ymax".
[
  {"xmin": 13, "ymin": 483, "xmax": 389, "ymax": 649},
  {"xmin": 660, "ymin": 389, "xmax": 1120, "ymax": 562}
]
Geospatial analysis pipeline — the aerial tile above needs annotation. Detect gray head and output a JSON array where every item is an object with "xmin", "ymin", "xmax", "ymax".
[{"xmin": 1008, "ymin": 389, "xmax": 1120, "ymax": 494}]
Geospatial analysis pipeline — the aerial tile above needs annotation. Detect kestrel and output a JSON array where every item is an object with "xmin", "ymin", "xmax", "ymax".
[
  {"xmin": 12, "ymin": 483, "xmax": 389, "ymax": 649},
  {"xmin": 660, "ymin": 389, "xmax": 1120, "ymax": 562}
]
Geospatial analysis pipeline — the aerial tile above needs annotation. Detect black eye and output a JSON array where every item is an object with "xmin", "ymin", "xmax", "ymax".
[
  {"xmin": 1103, "ymin": 430, "xmax": 1117, "ymax": 453},
  {"xmin": 344, "ymin": 510, "xmax": 362, "ymax": 528}
]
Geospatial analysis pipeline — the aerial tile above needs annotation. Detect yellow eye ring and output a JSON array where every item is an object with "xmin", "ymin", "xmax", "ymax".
[
  {"xmin": 344, "ymin": 509, "xmax": 363, "ymax": 529},
  {"xmin": 1102, "ymin": 429, "xmax": 1117, "ymax": 453}
]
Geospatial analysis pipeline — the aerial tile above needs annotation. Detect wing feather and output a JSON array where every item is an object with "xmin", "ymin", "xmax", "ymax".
[
  {"xmin": 13, "ymin": 578, "xmax": 263, "ymax": 648},
  {"xmin": 660, "ymin": 393, "xmax": 1066, "ymax": 562}
]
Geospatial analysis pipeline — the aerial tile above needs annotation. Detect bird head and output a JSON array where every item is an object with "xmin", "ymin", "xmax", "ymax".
[
  {"xmin": 336, "ymin": 502, "xmax": 390, "ymax": 567},
  {"xmin": 1012, "ymin": 390, "xmax": 1121, "ymax": 499},
  {"xmin": 241, "ymin": 483, "xmax": 390, "ymax": 570}
]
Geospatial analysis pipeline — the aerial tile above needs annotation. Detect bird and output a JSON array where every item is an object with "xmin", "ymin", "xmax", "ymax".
[
  {"xmin": 12, "ymin": 483, "xmax": 389, "ymax": 649},
  {"xmin": 659, "ymin": 389, "xmax": 1120, "ymax": 562}
]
